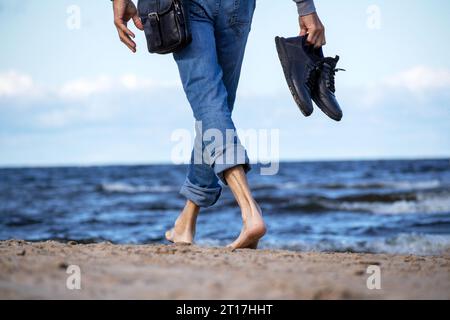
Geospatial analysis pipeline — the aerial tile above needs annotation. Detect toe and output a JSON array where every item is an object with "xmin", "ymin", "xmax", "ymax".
[{"xmin": 165, "ymin": 229, "xmax": 174, "ymax": 243}]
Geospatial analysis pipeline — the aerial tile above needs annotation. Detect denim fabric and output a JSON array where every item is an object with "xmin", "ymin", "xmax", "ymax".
[{"xmin": 174, "ymin": 0, "xmax": 256, "ymax": 208}]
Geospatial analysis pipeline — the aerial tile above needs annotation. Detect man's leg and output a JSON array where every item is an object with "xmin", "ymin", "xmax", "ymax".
[
  {"xmin": 180, "ymin": 123, "xmax": 223, "ymax": 208},
  {"xmin": 214, "ymin": 0, "xmax": 265, "ymax": 249},
  {"xmin": 166, "ymin": 8, "xmax": 220, "ymax": 244},
  {"xmin": 174, "ymin": 6, "xmax": 251, "ymax": 193},
  {"xmin": 215, "ymin": 0, "xmax": 256, "ymax": 112},
  {"xmin": 165, "ymin": 129, "xmax": 220, "ymax": 244},
  {"xmin": 224, "ymin": 165, "xmax": 266, "ymax": 249},
  {"xmin": 167, "ymin": 0, "xmax": 264, "ymax": 248},
  {"xmin": 167, "ymin": 1, "xmax": 250, "ymax": 243}
]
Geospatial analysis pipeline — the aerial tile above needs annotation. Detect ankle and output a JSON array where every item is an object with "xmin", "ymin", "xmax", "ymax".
[
  {"xmin": 240, "ymin": 200, "xmax": 262, "ymax": 220},
  {"xmin": 174, "ymin": 216, "xmax": 194, "ymax": 232},
  {"xmin": 175, "ymin": 201, "xmax": 199, "ymax": 227}
]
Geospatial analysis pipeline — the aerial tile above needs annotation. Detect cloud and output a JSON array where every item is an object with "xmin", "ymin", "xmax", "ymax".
[
  {"xmin": 1, "ymin": 66, "xmax": 449, "ymax": 165},
  {"xmin": 59, "ymin": 76, "xmax": 114, "ymax": 99},
  {"xmin": 0, "ymin": 70, "xmax": 188, "ymax": 129},
  {"xmin": 35, "ymin": 103, "xmax": 121, "ymax": 128},
  {"xmin": 0, "ymin": 71, "xmax": 37, "ymax": 97},
  {"xmin": 384, "ymin": 66, "xmax": 450, "ymax": 92},
  {"xmin": 119, "ymin": 74, "xmax": 180, "ymax": 91},
  {"xmin": 59, "ymin": 74, "xmax": 181, "ymax": 100},
  {"xmin": 350, "ymin": 66, "xmax": 450, "ymax": 112},
  {"xmin": 0, "ymin": 70, "xmax": 181, "ymax": 101}
]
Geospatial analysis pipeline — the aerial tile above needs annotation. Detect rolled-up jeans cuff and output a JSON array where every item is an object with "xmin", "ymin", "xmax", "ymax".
[
  {"xmin": 179, "ymin": 177, "xmax": 222, "ymax": 208},
  {"xmin": 212, "ymin": 143, "xmax": 252, "ymax": 185}
]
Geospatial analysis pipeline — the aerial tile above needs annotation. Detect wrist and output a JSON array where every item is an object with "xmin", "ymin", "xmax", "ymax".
[{"xmin": 295, "ymin": 0, "xmax": 316, "ymax": 16}]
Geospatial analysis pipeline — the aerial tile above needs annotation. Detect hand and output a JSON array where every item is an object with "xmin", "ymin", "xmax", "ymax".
[
  {"xmin": 113, "ymin": 0, "xmax": 144, "ymax": 53},
  {"xmin": 299, "ymin": 13, "xmax": 326, "ymax": 48}
]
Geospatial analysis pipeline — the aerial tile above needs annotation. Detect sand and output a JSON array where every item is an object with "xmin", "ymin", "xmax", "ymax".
[{"xmin": 0, "ymin": 240, "xmax": 449, "ymax": 299}]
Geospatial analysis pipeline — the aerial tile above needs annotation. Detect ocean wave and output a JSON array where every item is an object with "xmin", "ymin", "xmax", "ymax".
[
  {"xmin": 259, "ymin": 190, "xmax": 450, "ymax": 215},
  {"xmin": 278, "ymin": 179, "xmax": 443, "ymax": 191},
  {"xmin": 386, "ymin": 180, "xmax": 442, "ymax": 190},
  {"xmin": 250, "ymin": 180, "xmax": 446, "ymax": 200},
  {"xmin": 348, "ymin": 180, "xmax": 441, "ymax": 190},
  {"xmin": 277, "ymin": 201, "xmax": 331, "ymax": 213},
  {"xmin": 362, "ymin": 234, "xmax": 450, "ymax": 255},
  {"xmin": 261, "ymin": 234, "xmax": 450, "ymax": 255},
  {"xmin": 97, "ymin": 182, "xmax": 177, "ymax": 194},
  {"xmin": 335, "ymin": 191, "xmax": 417, "ymax": 203},
  {"xmin": 337, "ymin": 193, "xmax": 450, "ymax": 214}
]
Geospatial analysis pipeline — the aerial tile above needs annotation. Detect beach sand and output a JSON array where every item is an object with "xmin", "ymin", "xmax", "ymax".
[{"xmin": 0, "ymin": 240, "xmax": 449, "ymax": 299}]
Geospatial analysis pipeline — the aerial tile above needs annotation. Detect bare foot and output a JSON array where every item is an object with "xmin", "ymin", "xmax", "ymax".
[
  {"xmin": 227, "ymin": 203, "xmax": 266, "ymax": 250},
  {"xmin": 165, "ymin": 227, "xmax": 194, "ymax": 245},
  {"xmin": 165, "ymin": 200, "xmax": 199, "ymax": 245}
]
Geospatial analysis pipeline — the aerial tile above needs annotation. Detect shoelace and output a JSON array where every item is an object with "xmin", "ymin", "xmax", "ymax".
[
  {"xmin": 305, "ymin": 64, "xmax": 320, "ymax": 91},
  {"xmin": 317, "ymin": 58, "xmax": 346, "ymax": 93}
]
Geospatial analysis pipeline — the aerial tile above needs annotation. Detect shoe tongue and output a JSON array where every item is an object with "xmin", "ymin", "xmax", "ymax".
[{"xmin": 322, "ymin": 56, "xmax": 339, "ymax": 68}]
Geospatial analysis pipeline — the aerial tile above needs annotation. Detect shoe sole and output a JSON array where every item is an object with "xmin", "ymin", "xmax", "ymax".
[
  {"xmin": 312, "ymin": 95, "xmax": 342, "ymax": 122},
  {"xmin": 275, "ymin": 37, "xmax": 313, "ymax": 117}
]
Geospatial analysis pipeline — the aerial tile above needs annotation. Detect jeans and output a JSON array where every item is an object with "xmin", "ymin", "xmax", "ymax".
[{"xmin": 173, "ymin": 0, "xmax": 256, "ymax": 208}]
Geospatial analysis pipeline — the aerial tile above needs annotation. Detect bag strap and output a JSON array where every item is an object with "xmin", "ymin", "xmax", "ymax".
[{"xmin": 148, "ymin": 12, "xmax": 162, "ymax": 47}]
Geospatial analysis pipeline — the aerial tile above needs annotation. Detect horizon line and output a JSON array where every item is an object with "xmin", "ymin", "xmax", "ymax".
[{"xmin": 0, "ymin": 156, "xmax": 449, "ymax": 169}]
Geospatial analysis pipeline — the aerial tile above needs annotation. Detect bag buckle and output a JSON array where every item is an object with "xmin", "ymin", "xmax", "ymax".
[{"xmin": 148, "ymin": 12, "xmax": 159, "ymax": 22}]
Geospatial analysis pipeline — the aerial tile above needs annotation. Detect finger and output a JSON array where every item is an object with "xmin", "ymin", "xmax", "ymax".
[
  {"xmin": 117, "ymin": 29, "xmax": 136, "ymax": 47},
  {"xmin": 318, "ymin": 30, "xmax": 327, "ymax": 47},
  {"xmin": 121, "ymin": 38, "xmax": 136, "ymax": 52},
  {"xmin": 132, "ymin": 14, "xmax": 144, "ymax": 31},
  {"xmin": 322, "ymin": 33, "xmax": 327, "ymax": 46},
  {"xmin": 315, "ymin": 33, "xmax": 325, "ymax": 48},
  {"xmin": 116, "ymin": 20, "xmax": 136, "ymax": 38},
  {"xmin": 299, "ymin": 27, "xmax": 307, "ymax": 37},
  {"xmin": 318, "ymin": 27, "xmax": 326, "ymax": 47},
  {"xmin": 298, "ymin": 16, "xmax": 307, "ymax": 36},
  {"xmin": 117, "ymin": 29, "xmax": 137, "ymax": 52},
  {"xmin": 307, "ymin": 30, "xmax": 319, "ymax": 46}
]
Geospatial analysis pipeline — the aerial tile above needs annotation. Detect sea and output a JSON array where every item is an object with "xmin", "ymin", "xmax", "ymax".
[{"xmin": 1, "ymin": 159, "xmax": 449, "ymax": 255}]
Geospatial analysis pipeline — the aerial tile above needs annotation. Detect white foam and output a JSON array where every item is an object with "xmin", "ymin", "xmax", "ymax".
[
  {"xmin": 338, "ymin": 179, "xmax": 442, "ymax": 190},
  {"xmin": 369, "ymin": 234, "xmax": 450, "ymax": 255},
  {"xmin": 386, "ymin": 180, "xmax": 441, "ymax": 190},
  {"xmin": 100, "ymin": 182, "xmax": 176, "ymax": 193},
  {"xmin": 337, "ymin": 193, "xmax": 450, "ymax": 214},
  {"xmin": 261, "ymin": 234, "xmax": 450, "ymax": 255},
  {"xmin": 275, "ymin": 179, "xmax": 442, "ymax": 191}
]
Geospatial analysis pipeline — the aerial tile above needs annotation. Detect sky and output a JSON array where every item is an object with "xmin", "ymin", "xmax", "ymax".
[{"xmin": 0, "ymin": 0, "xmax": 449, "ymax": 166}]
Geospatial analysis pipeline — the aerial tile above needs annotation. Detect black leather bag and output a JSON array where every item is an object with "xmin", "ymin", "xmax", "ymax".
[{"xmin": 138, "ymin": 0, "xmax": 191, "ymax": 54}]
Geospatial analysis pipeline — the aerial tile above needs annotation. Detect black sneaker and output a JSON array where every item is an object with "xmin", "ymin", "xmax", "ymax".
[
  {"xmin": 309, "ymin": 49, "xmax": 345, "ymax": 122},
  {"xmin": 275, "ymin": 36, "xmax": 317, "ymax": 117}
]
